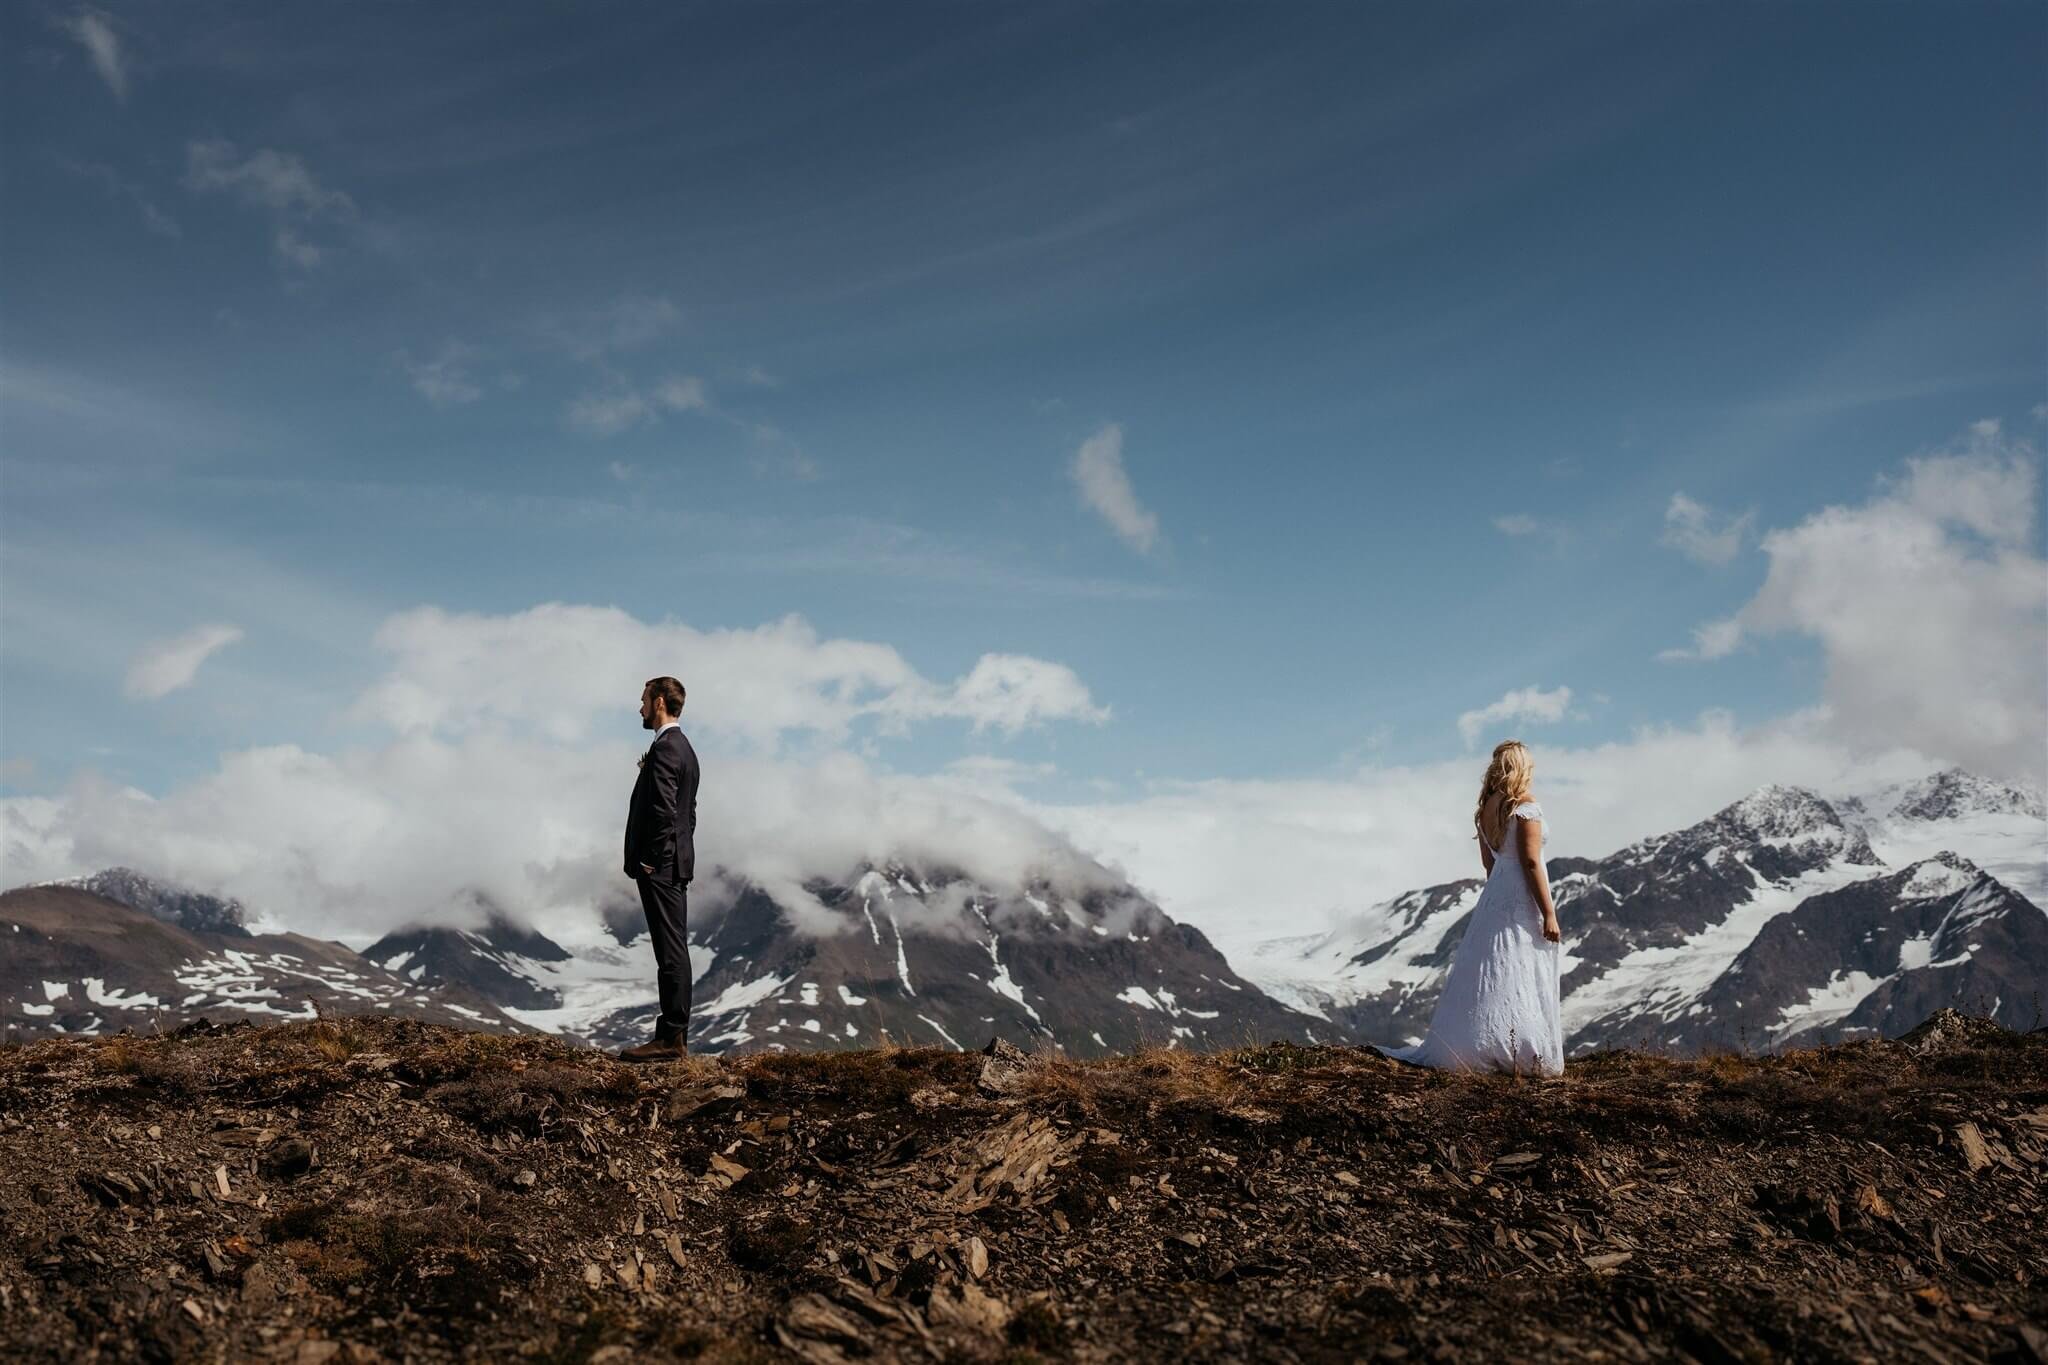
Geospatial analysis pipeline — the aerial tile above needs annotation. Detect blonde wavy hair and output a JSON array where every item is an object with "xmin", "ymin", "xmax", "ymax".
[{"xmin": 1474, "ymin": 740, "xmax": 1535, "ymax": 850}]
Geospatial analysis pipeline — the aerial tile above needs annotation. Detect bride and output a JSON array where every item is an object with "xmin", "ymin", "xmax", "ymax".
[{"xmin": 1383, "ymin": 739, "xmax": 1564, "ymax": 1075}]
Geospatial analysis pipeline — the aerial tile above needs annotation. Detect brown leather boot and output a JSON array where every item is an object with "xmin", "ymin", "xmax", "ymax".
[{"xmin": 617, "ymin": 1038, "xmax": 686, "ymax": 1063}]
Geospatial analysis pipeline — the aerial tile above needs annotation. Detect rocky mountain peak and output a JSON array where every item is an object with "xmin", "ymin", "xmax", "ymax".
[
  {"xmin": 1696, "ymin": 784, "xmax": 1881, "ymax": 868},
  {"xmin": 1721, "ymin": 785, "xmax": 1841, "ymax": 841},
  {"xmin": 1891, "ymin": 769, "xmax": 2047, "ymax": 823},
  {"xmin": 1891, "ymin": 854, "xmax": 1984, "ymax": 901},
  {"xmin": 67, "ymin": 867, "xmax": 251, "ymax": 937}
]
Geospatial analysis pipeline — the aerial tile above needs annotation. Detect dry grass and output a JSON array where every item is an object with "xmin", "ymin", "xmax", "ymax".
[
  {"xmin": 1009, "ymin": 1044, "xmax": 1248, "ymax": 1116},
  {"xmin": 307, "ymin": 1018, "xmax": 374, "ymax": 1062}
]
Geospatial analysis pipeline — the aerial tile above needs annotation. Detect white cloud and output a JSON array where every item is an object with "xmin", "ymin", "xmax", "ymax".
[
  {"xmin": 1456, "ymin": 685, "xmax": 1572, "ymax": 748},
  {"xmin": 5, "ymin": 606, "xmax": 1113, "ymax": 940},
  {"xmin": 61, "ymin": 7, "xmax": 126, "ymax": 101},
  {"xmin": 347, "ymin": 604, "xmax": 1106, "ymax": 748},
  {"xmin": 1665, "ymin": 422, "xmax": 2046, "ymax": 778},
  {"xmin": 1071, "ymin": 423, "xmax": 1160, "ymax": 554},
  {"xmin": 185, "ymin": 140, "xmax": 355, "ymax": 271},
  {"xmin": 1657, "ymin": 617, "xmax": 1743, "ymax": 663},
  {"xmin": 543, "ymin": 295, "xmax": 680, "ymax": 361},
  {"xmin": 1492, "ymin": 513, "xmax": 1571, "ymax": 550},
  {"xmin": 565, "ymin": 375, "xmax": 707, "ymax": 436},
  {"xmin": 566, "ymin": 388, "xmax": 652, "ymax": 435},
  {"xmin": 1015, "ymin": 709, "xmax": 1945, "ymax": 959},
  {"xmin": 653, "ymin": 375, "xmax": 707, "ymax": 412},
  {"xmin": 272, "ymin": 228, "xmax": 324, "ymax": 270},
  {"xmin": 890, "ymin": 654, "xmax": 1109, "ymax": 734},
  {"xmin": 398, "ymin": 343, "xmax": 483, "ymax": 407},
  {"xmin": 124, "ymin": 624, "xmax": 244, "ymax": 700},
  {"xmin": 0, "ymin": 744, "xmax": 1129, "ymax": 944},
  {"xmin": 1661, "ymin": 493, "xmax": 1755, "ymax": 566},
  {"xmin": 743, "ymin": 419, "xmax": 819, "ymax": 481},
  {"xmin": 0, "ymin": 705, "xmax": 1953, "ymax": 948},
  {"xmin": 185, "ymin": 141, "xmax": 354, "ymax": 218}
]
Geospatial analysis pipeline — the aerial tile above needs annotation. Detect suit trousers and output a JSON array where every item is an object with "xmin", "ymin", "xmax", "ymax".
[{"xmin": 636, "ymin": 871, "xmax": 692, "ymax": 1044}]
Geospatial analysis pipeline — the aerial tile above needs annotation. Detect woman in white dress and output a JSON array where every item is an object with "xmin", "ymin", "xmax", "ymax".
[{"xmin": 1384, "ymin": 739, "xmax": 1564, "ymax": 1075}]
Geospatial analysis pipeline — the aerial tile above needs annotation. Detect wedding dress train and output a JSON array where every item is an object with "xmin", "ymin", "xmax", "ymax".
[{"xmin": 1382, "ymin": 802, "xmax": 1563, "ymax": 1075}]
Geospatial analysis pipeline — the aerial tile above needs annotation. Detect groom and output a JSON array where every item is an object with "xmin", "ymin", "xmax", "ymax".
[{"xmin": 620, "ymin": 675, "xmax": 701, "ymax": 1062}]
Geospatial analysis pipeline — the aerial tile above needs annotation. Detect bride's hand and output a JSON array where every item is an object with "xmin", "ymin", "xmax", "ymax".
[{"xmin": 1540, "ymin": 914, "xmax": 1561, "ymax": 943}]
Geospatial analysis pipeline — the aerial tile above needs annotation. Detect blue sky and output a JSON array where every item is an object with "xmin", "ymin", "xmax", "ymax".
[{"xmin": 2, "ymin": 2, "xmax": 2044, "ymax": 935}]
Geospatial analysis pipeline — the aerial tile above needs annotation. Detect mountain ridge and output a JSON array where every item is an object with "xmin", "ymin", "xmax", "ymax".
[{"xmin": 1241, "ymin": 770, "xmax": 2047, "ymax": 1054}]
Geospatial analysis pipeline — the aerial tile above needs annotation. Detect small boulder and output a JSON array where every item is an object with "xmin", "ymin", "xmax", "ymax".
[{"xmin": 260, "ymin": 1139, "xmax": 315, "ymax": 1180}]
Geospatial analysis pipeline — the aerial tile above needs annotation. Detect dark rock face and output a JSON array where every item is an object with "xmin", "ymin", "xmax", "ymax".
[
  {"xmin": 364, "ymin": 905, "xmax": 572, "ymax": 1013},
  {"xmin": 0, "ymin": 885, "xmax": 527, "ymax": 1039},
  {"xmin": 70, "ymin": 867, "xmax": 251, "ymax": 938},
  {"xmin": 585, "ymin": 866, "xmax": 1322, "ymax": 1057}
]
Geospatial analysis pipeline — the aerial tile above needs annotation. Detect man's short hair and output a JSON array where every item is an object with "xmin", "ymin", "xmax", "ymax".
[{"xmin": 645, "ymin": 676, "xmax": 686, "ymax": 715}]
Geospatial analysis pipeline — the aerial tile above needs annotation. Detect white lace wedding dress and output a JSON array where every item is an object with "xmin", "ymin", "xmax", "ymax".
[{"xmin": 1383, "ymin": 802, "xmax": 1563, "ymax": 1075}]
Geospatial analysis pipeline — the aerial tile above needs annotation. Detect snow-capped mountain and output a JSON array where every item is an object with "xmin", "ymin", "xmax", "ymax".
[
  {"xmin": 1, "ymin": 880, "xmax": 528, "ymax": 1038},
  {"xmin": 15, "ymin": 768, "xmax": 2036, "ymax": 1056},
  {"xmin": 1240, "ymin": 770, "xmax": 2047, "ymax": 1054},
  {"xmin": 355, "ymin": 862, "xmax": 1324, "ymax": 1055}
]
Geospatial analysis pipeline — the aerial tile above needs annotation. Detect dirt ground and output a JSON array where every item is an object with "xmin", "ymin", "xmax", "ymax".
[{"xmin": 1, "ymin": 1011, "xmax": 2043, "ymax": 1363}]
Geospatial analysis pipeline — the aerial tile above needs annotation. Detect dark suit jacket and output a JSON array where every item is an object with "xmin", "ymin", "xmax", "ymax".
[{"xmin": 624, "ymin": 726, "xmax": 700, "ymax": 883}]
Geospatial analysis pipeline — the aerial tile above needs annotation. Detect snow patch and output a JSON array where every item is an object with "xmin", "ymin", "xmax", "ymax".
[
  {"xmin": 1900, "ymin": 861, "xmax": 1976, "ymax": 900},
  {"xmin": 1774, "ymin": 969, "xmax": 1885, "ymax": 1041},
  {"xmin": 694, "ymin": 972, "xmax": 793, "ymax": 1017},
  {"xmin": 917, "ymin": 1014, "xmax": 962, "ymax": 1049}
]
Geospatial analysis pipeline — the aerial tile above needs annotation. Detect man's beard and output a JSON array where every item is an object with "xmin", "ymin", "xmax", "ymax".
[{"xmin": 641, "ymin": 714, "xmax": 655, "ymax": 729}]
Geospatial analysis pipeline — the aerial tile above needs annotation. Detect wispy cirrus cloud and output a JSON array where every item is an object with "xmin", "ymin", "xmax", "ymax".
[
  {"xmin": 564, "ymin": 373, "xmax": 706, "ymax": 435},
  {"xmin": 1071, "ymin": 423, "xmax": 1160, "ymax": 554},
  {"xmin": 540, "ymin": 294, "xmax": 681, "ymax": 362},
  {"xmin": 1660, "ymin": 492, "xmax": 1755, "ymax": 566},
  {"xmin": 60, "ymin": 7, "xmax": 127, "ymax": 102},
  {"xmin": 1492, "ymin": 513, "xmax": 1570, "ymax": 549},
  {"xmin": 124, "ymin": 624, "xmax": 244, "ymax": 699},
  {"xmin": 396, "ymin": 342, "xmax": 482, "ymax": 406},
  {"xmin": 54, "ymin": 157, "xmax": 179, "ymax": 237},
  {"xmin": 184, "ymin": 140, "xmax": 358, "ymax": 272}
]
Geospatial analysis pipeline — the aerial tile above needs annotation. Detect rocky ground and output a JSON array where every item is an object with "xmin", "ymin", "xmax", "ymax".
[{"xmin": 1, "ymin": 1011, "xmax": 2043, "ymax": 1364}]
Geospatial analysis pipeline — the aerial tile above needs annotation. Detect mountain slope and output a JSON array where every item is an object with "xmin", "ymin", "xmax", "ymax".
[
  {"xmin": 1, "ymin": 885, "xmax": 528, "ymax": 1038},
  {"xmin": 66, "ymin": 866, "xmax": 252, "ymax": 937},
  {"xmin": 1703, "ymin": 854, "xmax": 2048, "ymax": 1049},
  {"xmin": 1241, "ymin": 771, "xmax": 2047, "ymax": 1055},
  {"xmin": 364, "ymin": 906, "xmax": 573, "ymax": 1013},
  {"xmin": 583, "ymin": 865, "xmax": 1321, "ymax": 1055}
]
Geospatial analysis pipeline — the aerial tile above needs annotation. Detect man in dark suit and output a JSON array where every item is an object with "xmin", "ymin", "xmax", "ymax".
[{"xmin": 620, "ymin": 675, "xmax": 700, "ymax": 1062}]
